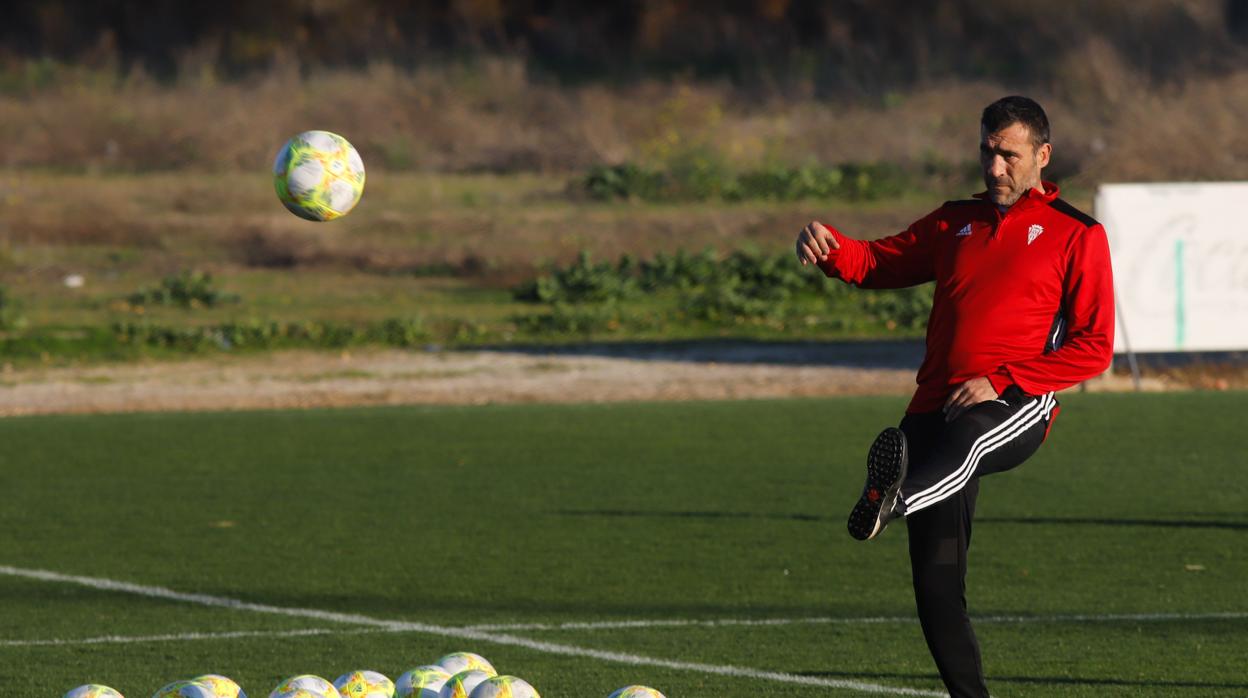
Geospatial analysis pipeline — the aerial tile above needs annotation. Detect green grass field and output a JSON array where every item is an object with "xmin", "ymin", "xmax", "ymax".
[{"xmin": 0, "ymin": 392, "xmax": 1244, "ymax": 697}]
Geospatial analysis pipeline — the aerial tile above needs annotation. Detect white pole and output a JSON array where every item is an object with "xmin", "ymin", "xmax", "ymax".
[{"xmin": 1114, "ymin": 287, "xmax": 1142, "ymax": 391}]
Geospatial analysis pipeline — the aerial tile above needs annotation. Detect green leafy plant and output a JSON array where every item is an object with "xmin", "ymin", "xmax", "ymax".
[
  {"xmin": 514, "ymin": 302, "xmax": 623, "ymax": 335},
  {"xmin": 579, "ymin": 161, "xmax": 920, "ymax": 203},
  {"xmin": 126, "ymin": 270, "xmax": 240, "ymax": 309},
  {"xmin": 512, "ymin": 248, "xmax": 933, "ymax": 329},
  {"xmin": 112, "ymin": 317, "xmax": 430, "ymax": 352},
  {"xmin": 513, "ymin": 252, "xmax": 640, "ymax": 304},
  {"xmin": 0, "ymin": 285, "xmax": 27, "ymax": 330}
]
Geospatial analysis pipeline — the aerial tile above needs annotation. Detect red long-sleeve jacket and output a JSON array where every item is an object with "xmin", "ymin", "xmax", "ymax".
[{"xmin": 817, "ymin": 182, "xmax": 1114, "ymax": 413}]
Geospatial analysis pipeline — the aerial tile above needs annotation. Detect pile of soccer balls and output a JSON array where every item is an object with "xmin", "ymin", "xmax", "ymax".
[{"xmin": 61, "ymin": 650, "xmax": 666, "ymax": 698}]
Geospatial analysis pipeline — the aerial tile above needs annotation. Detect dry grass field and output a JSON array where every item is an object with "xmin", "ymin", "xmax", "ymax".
[{"xmin": 3, "ymin": 57, "xmax": 1246, "ymax": 183}]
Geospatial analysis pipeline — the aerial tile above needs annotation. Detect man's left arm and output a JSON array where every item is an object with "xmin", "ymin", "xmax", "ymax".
[{"xmin": 985, "ymin": 224, "xmax": 1116, "ymax": 396}]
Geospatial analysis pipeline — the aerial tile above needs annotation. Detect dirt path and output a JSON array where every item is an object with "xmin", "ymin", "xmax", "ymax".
[{"xmin": 0, "ymin": 342, "xmax": 1164, "ymax": 417}]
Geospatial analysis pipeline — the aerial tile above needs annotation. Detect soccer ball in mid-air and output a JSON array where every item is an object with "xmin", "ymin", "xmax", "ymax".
[
  {"xmin": 467, "ymin": 676, "xmax": 540, "ymax": 698},
  {"xmin": 269, "ymin": 675, "xmax": 342, "ymax": 698},
  {"xmin": 436, "ymin": 652, "xmax": 496, "ymax": 677},
  {"xmin": 333, "ymin": 670, "xmax": 395, "ymax": 698},
  {"xmin": 438, "ymin": 670, "xmax": 492, "ymax": 698},
  {"xmin": 63, "ymin": 687, "xmax": 124, "ymax": 698},
  {"xmin": 192, "ymin": 675, "xmax": 247, "ymax": 698},
  {"xmin": 395, "ymin": 665, "xmax": 452, "ymax": 698},
  {"xmin": 272, "ymin": 130, "xmax": 366, "ymax": 221},
  {"xmin": 152, "ymin": 682, "xmax": 217, "ymax": 698},
  {"xmin": 607, "ymin": 688, "xmax": 666, "ymax": 698}
]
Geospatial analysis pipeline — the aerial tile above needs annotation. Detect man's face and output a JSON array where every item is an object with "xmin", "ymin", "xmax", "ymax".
[{"xmin": 979, "ymin": 121, "xmax": 1051, "ymax": 207}]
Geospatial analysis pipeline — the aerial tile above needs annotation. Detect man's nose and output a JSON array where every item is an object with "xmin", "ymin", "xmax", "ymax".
[{"xmin": 990, "ymin": 156, "xmax": 1008, "ymax": 179}]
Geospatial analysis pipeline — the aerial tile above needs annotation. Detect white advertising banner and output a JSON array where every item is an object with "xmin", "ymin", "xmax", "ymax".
[{"xmin": 1095, "ymin": 182, "xmax": 1248, "ymax": 353}]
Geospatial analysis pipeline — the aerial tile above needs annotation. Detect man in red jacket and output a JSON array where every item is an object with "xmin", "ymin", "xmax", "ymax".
[{"xmin": 795, "ymin": 96, "xmax": 1114, "ymax": 697}]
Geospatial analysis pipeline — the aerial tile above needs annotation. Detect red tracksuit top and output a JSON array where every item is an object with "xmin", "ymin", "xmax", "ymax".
[{"xmin": 817, "ymin": 181, "xmax": 1114, "ymax": 413}]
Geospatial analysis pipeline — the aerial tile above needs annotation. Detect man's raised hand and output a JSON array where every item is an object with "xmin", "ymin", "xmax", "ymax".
[{"xmin": 796, "ymin": 221, "xmax": 840, "ymax": 266}]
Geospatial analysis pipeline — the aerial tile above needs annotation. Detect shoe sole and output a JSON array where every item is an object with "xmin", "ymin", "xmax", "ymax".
[{"xmin": 847, "ymin": 427, "xmax": 909, "ymax": 541}]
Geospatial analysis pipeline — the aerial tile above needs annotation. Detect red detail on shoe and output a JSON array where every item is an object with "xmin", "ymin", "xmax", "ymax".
[{"xmin": 867, "ymin": 488, "xmax": 881, "ymax": 503}]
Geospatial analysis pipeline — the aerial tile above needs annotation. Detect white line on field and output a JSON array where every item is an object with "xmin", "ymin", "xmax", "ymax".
[
  {"xmin": 0, "ymin": 627, "xmax": 386, "ymax": 648},
  {"xmin": 0, "ymin": 565, "xmax": 943, "ymax": 697},
  {"xmin": 9, "ymin": 609, "xmax": 1245, "ymax": 651},
  {"xmin": 980, "ymin": 611, "xmax": 1248, "ymax": 624},
  {"xmin": 463, "ymin": 610, "xmax": 1248, "ymax": 632}
]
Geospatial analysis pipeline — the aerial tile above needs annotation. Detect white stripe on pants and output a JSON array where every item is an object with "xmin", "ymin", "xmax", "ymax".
[{"xmin": 903, "ymin": 393, "xmax": 1055, "ymax": 514}]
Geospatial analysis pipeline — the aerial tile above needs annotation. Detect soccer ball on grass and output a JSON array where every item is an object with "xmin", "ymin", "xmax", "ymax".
[
  {"xmin": 333, "ymin": 670, "xmax": 395, "ymax": 698},
  {"xmin": 395, "ymin": 665, "xmax": 452, "ymax": 698},
  {"xmin": 468, "ymin": 676, "xmax": 539, "ymax": 698},
  {"xmin": 607, "ymin": 688, "xmax": 666, "ymax": 698},
  {"xmin": 438, "ymin": 670, "xmax": 492, "ymax": 698},
  {"xmin": 192, "ymin": 675, "xmax": 247, "ymax": 698},
  {"xmin": 64, "ymin": 687, "xmax": 124, "ymax": 698},
  {"xmin": 435, "ymin": 652, "xmax": 496, "ymax": 677},
  {"xmin": 269, "ymin": 675, "xmax": 341, "ymax": 698},
  {"xmin": 152, "ymin": 682, "xmax": 216, "ymax": 698}
]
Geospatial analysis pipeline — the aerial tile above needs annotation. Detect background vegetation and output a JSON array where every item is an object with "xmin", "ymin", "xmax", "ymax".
[
  {"xmin": 2, "ymin": 0, "xmax": 1246, "ymax": 183},
  {"xmin": 4, "ymin": 1, "xmax": 1244, "ymax": 88},
  {"xmin": 1, "ymin": 1, "xmax": 1245, "ymax": 361}
]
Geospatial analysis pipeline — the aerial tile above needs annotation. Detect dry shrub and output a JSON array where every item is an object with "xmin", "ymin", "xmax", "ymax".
[
  {"xmin": 772, "ymin": 83, "xmax": 1004, "ymax": 168},
  {"xmin": 0, "ymin": 176, "xmax": 164, "ymax": 248},
  {"xmin": 0, "ymin": 61, "xmax": 997, "ymax": 174},
  {"xmin": 230, "ymin": 219, "xmax": 504, "ymax": 280},
  {"xmin": 13, "ymin": 217, "xmax": 163, "ymax": 248},
  {"xmin": 1078, "ymin": 71, "xmax": 1248, "ymax": 183},
  {"xmin": 232, "ymin": 226, "xmax": 325, "ymax": 268},
  {"xmin": 3, "ymin": 47, "xmax": 1247, "ymax": 184}
]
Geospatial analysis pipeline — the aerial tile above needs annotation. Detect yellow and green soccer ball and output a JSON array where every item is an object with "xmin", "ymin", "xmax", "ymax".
[
  {"xmin": 607, "ymin": 688, "xmax": 666, "ymax": 698},
  {"xmin": 466, "ymin": 676, "xmax": 539, "ymax": 698},
  {"xmin": 395, "ymin": 665, "xmax": 452, "ymax": 698},
  {"xmin": 333, "ymin": 670, "xmax": 394, "ymax": 698},
  {"xmin": 192, "ymin": 675, "xmax": 247, "ymax": 698},
  {"xmin": 269, "ymin": 675, "xmax": 342, "ymax": 698},
  {"xmin": 152, "ymin": 681, "xmax": 217, "ymax": 698},
  {"xmin": 437, "ymin": 670, "xmax": 492, "ymax": 698},
  {"xmin": 435, "ymin": 652, "xmax": 496, "ymax": 677},
  {"xmin": 273, "ymin": 130, "xmax": 366, "ymax": 221},
  {"xmin": 64, "ymin": 686, "xmax": 125, "ymax": 698}
]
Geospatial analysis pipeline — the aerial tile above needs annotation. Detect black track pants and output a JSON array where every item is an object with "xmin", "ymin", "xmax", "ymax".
[{"xmin": 898, "ymin": 387, "xmax": 1058, "ymax": 698}]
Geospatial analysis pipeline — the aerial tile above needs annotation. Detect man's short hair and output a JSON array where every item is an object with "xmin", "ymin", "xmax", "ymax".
[{"xmin": 981, "ymin": 96, "xmax": 1050, "ymax": 148}]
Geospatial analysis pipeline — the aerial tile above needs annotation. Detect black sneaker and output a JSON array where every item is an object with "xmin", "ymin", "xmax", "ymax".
[{"xmin": 847, "ymin": 427, "xmax": 908, "ymax": 541}]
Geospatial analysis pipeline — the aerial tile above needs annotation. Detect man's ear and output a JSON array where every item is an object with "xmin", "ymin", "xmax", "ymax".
[{"xmin": 1036, "ymin": 142, "xmax": 1052, "ymax": 169}]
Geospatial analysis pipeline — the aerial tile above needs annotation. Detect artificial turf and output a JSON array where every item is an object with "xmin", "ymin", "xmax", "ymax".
[{"xmin": 0, "ymin": 391, "xmax": 1243, "ymax": 696}]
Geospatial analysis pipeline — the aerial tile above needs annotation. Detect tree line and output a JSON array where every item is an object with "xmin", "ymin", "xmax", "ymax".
[{"xmin": 1, "ymin": 0, "xmax": 1244, "ymax": 90}]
